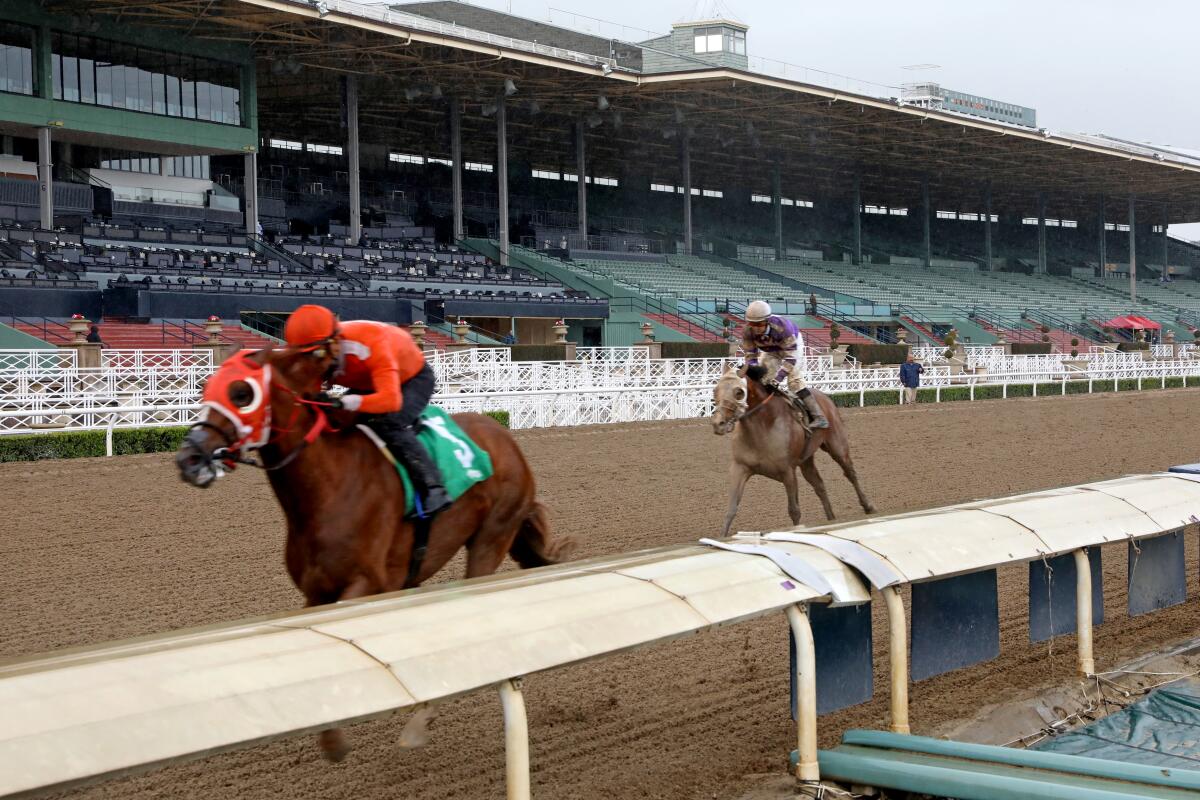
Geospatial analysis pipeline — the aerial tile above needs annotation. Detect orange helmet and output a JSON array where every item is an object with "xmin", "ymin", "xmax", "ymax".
[{"xmin": 284, "ymin": 304, "xmax": 339, "ymax": 350}]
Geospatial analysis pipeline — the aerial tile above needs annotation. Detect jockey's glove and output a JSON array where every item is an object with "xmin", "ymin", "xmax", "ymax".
[{"xmin": 314, "ymin": 392, "xmax": 347, "ymax": 410}]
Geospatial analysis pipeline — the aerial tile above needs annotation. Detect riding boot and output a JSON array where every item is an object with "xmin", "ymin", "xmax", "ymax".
[
  {"xmin": 386, "ymin": 426, "xmax": 453, "ymax": 516},
  {"xmin": 798, "ymin": 388, "xmax": 830, "ymax": 429}
]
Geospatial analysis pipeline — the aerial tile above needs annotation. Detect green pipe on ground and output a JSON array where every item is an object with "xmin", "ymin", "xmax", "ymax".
[
  {"xmin": 840, "ymin": 729, "xmax": 1200, "ymax": 791},
  {"xmin": 817, "ymin": 747, "xmax": 1200, "ymax": 800}
]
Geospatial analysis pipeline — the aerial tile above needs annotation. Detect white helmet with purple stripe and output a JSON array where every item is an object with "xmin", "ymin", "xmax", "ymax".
[{"xmin": 745, "ymin": 300, "xmax": 772, "ymax": 323}]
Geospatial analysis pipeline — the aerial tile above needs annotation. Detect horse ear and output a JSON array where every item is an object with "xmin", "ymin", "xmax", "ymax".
[{"xmin": 735, "ymin": 363, "xmax": 749, "ymax": 378}]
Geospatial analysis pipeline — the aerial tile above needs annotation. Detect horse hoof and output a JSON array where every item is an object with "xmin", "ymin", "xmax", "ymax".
[
  {"xmin": 399, "ymin": 706, "xmax": 437, "ymax": 749},
  {"xmin": 319, "ymin": 729, "xmax": 350, "ymax": 763}
]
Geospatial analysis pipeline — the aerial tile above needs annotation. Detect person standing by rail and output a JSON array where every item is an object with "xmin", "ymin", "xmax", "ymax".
[{"xmin": 899, "ymin": 352, "xmax": 924, "ymax": 405}]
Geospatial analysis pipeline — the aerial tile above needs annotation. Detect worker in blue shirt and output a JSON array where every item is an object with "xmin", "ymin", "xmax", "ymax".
[{"xmin": 899, "ymin": 352, "xmax": 924, "ymax": 405}]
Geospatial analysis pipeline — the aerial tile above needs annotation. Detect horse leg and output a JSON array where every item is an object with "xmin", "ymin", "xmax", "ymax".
[
  {"xmin": 722, "ymin": 463, "xmax": 752, "ymax": 537},
  {"xmin": 465, "ymin": 521, "xmax": 516, "ymax": 578},
  {"xmin": 312, "ymin": 575, "xmax": 375, "ymax": 763},
  {"xmin": 799, "ymin": 458, "xmax": 835, "ymax": 521},
  {"xmin": 783, "ymin": 468, "xmax": 804, "ymax": 526},
  {"xmin": 821, "ymin": 436, "xmax": 876, "ymax": 514}
]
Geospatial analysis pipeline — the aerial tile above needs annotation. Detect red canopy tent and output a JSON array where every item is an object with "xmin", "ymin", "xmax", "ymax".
[{"xmin": 1101, "ymin": 315, "xmax": 1161, "ymax": 330}]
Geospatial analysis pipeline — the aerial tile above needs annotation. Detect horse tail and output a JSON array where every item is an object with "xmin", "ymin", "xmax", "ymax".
[{"xmin": 510, "ymin": 500, "xmax": 574, "ymax": 568}]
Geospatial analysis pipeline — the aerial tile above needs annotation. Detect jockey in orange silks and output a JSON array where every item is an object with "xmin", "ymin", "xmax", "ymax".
[
  {"xmin": 742, "ymin": 300, "xmax": 828, "ymax": 429},
  {"xmin": 284, "ymin": 304, "xmax": 451, "ymax": 514}
]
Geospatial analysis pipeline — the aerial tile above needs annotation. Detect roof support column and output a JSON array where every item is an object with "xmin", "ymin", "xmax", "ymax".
[
  {"xmin": 346, "ymin": 75, "xmax": 361, "ymax": 245},
  {"xmin": 983, "ymin": 181, "xmax": 992, "ymax": 270},
  {"xmin": 681, "ymin": 135, "xmax": 693, "ymax": 255},
  {"xmin": 1037, "ymin": 193, "xmax": 1047, "ymax": 274},
  {"xmin": 772, "ymin": 164, "xmax": 783, "ymax": 260},
  {"xmin": 1128, "ymin": 195, "xmax": 1137, "ymax": 303},
  {"xmin": 575, "ymin": 118, "xmax": 587, "ymax": 239},
  {"xmin": 37, "ymin": 127, "xmax": 53, "ymax": 230},
  {"xmin": 1162, "ymin": 203, "xmax": 1170, "ymax": 282},
  {"xmin": 497, "ymin": 96, "xmax": 509, "ymax": 266},
  {"xmin": 1098, "ymin": 195, "xmax": 1107, "ymax": 276},
  {"xmin": 450, "ymin": 99, "xmax": 464, "ymax": 242},
  {"xmin": 852, "ymin": 174, "xmax": 862, "ymax": 266},
  {"xmin": 243, "ymin": 151, "xmax": 258, "ymax": 238},
  {"xmin": 921, "ymin": 176, "xmax": 931, "ymax": 268}
]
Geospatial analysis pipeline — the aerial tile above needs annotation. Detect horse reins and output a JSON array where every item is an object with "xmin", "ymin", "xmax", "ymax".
[{"xmin": 197, "ymin": 385, "xmax": 335, "ymax": 473}]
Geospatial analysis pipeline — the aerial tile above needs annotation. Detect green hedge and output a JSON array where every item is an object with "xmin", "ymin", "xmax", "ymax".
[
  {"xmin": 1117, "ymin": 342, "xmax": 1150, "ymax": 352},
  {"xmin": 1166, "ymin": 377, "xmax": 1185, "ymax": 389},
  {"xmin": 1118, "ymin": 378, "xmax": 1138, "ymax": 391},
  {"xmin": 1010, "ymin": 343, "xmax": 1053, "ymax": 355},
  {"xmin": 974, "ymin": 385, "xmax": 1005, "ymax": 400},
  {"xmin": 483, "ymin": 410, "xmax": 510, "ymax": 428},
  {"xmin": 509, "ymin": 344, "xmax": 568, "ymax": 362},
  {"xmin": 0, "ymin": 411, "xmax": 511, "ymax": 464},
  {"xmin": 1007, "ymin": 383, "xmax": 1034, "ymax": 397},
  {"xmin": 1189, "ymin": 376, "xmax": 1200, "ymax": 388},
  {"xmin": 1065, "ymin": 380, "xmax": 1091, "ymax": 395},
  {"xmin": 0, "ymin": 426, "xmax": 190, "ymax": 463},
  {"xmin": 828, "ymin": 389, "xmax": 899, "ymax": 407},
  {"xmin": 846, "ymin": 343, "xmax": 909, "ymax": 365},
  {"xmin": 1036, "ymin": 382, "xmax": 1063, "ymax": 395},
  {"xmin": 659, "ymin": 341, "xmax": 730, "ymax": 359}
]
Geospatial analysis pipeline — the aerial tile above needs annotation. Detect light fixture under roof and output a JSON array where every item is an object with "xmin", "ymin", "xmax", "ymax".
[
  {"xmin": 503, "ymin": 79, "xmax": 518, "ymax": 96},
  {"xmin": 596, "ymin": 95, "xmax": 610, "ymax": 111}
]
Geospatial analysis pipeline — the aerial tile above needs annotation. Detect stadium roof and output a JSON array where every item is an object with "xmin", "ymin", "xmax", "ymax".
[{"xmin": 50, "ymin": 0, "xmax": 1200, "ymax": 223}]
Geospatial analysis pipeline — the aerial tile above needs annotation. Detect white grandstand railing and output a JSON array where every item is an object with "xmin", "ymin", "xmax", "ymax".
[
  {"xmin": 574, "ymin": 346, "xmax": 650, "ymax": 363},
  {"xmin": 0, "ymin": 367, "xmax": 212, "ymax": 405},
  {"xmin": 0, "ymin": 349, "xmax": 76, "ymax": 372},
  {"xmin": 101, "ymin": 349, "xmax": 214, "ymax": 370},
  {"xmin": 437, "ymin": 385, "xmax": 715, "ymax": 429}
]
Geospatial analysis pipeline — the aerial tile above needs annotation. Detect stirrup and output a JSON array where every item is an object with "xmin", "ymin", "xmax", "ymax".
[
  {"xmin": 421, "ymin": 486, "xmax": 452, "ymax": 516},
  {"xmin": 808, "ymin": 415, "xmax": 830, "ymax": 429}
]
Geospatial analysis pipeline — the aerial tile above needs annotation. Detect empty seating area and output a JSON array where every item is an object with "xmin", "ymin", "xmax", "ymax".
[
  {"xmin": 7, "ymin": 317, "xmax": 277, "ymax": 349},
  {"xmin": 570, "ymin": 254, "xmax": 806, "ymax": 304}
]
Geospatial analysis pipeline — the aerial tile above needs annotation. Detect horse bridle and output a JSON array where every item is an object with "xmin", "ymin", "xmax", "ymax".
[
  {"xmin": 717, "ymin": 382, "xmax": 777, "ymax": 426},
  {"xmin": 188, "ymin": 382, "xmax": 333, "ymax": 472}
]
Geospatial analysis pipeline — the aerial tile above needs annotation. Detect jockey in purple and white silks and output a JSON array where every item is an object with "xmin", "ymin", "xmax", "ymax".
[{"xmin": 742, "ymin": 300, "xmax": 829, "ymax": 429}]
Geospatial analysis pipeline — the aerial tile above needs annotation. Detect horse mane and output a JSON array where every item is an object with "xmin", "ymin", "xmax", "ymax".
[{"xmin": 744, "ymin": 364, "xmax": 768, "ymax": 383}]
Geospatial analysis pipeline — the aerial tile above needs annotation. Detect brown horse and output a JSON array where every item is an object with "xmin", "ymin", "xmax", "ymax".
[
  {"xmin": 711, "ymin": 365, "xmax": 875, "ymax": 536},
  {"xmin": 175, "ymin": 346, "xmax": 570, "ymax": 759}
]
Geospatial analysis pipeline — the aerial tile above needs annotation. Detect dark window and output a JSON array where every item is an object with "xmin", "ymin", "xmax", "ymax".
[
  {"xmin": 48, "ymin": 33, "xmax": 243, "ymax": 125},
  {"xmin": 0, "ymin": 22, "xmax": 35, "ymax": 96}
]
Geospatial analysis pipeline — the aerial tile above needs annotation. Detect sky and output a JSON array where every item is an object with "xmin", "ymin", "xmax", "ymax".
[{"xmin": 402, "ymin": 0, "xmax": 1200, "ymax": 234}]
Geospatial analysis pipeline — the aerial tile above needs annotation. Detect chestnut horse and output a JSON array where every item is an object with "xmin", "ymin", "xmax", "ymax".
[
  {"xmin": 711, "ymin": 365, "xmax": 875, "ymax": 536},
  {"xmin": 176, "ymin": 346, "xmax": 570, "ymax": 760}
]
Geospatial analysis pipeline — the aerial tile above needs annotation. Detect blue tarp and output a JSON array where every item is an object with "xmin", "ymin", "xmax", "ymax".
[{"xmin": 1033, "ymin": 678, "xmax": 1200, "ymax": 770}]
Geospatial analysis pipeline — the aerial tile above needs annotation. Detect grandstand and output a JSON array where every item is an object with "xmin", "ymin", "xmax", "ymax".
[{"xmin": 1, "ymin": 0, "xmax": 1200, "ymax": 350}]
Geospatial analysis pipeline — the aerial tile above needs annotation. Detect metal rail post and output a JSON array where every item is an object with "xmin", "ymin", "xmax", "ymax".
[
  {"xmin": 881, "ymin": 585, "xmax": 910, "ymax": 733},
  {"xmin": 497, "ymin": 97, "xmax": 509, "ymax": 266},
  {"xmin": 450, "ymin": 99, "xmax": 464, "ymax": 241},
  {"xmin": 786, "ymin": 604, "xmax": 819, "ymax": 789},
  {"xmin": 1073, "ymin": 549, "xmax": 1095, "ymax": 676},
  {"xmin": 498, "ymin": 679, "xmax": 530, "ymax": 800},
  {"xmin": 576, "ymin": 118, "xmax": 587, "ymax": 238},
  {"xmin": 346, "ymin": 75, "xmax": 361, "ymax": 245}
]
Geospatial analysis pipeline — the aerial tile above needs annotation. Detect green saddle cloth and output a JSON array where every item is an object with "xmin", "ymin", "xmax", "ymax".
[{"xmin": 391, "ymin": 406, "xmax": 493, "ymax": 516}]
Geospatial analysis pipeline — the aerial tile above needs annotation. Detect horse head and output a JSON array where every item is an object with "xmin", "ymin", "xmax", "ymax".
[
  {"xmin": 176, "ymin": 346, "xmax": 335, "ymax": 487},
  {"xmin": 711, "ymin": 366, "xmax": 750, "ymax": 435}
]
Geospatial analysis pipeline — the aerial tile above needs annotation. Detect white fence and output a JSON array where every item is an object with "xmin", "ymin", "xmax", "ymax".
[
  {"xmin": 1, "ymin": 347, "xmax": 1199, "ymax": 436},
  {"xmin": 4, "ymin": 472, "xmax": 1198, "ymax": 797}
]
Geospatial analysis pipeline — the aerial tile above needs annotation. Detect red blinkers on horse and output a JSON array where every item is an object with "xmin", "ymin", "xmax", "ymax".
[{"xmin": 176, "ymin": 346, "xmax": 570, "ymax": 759}]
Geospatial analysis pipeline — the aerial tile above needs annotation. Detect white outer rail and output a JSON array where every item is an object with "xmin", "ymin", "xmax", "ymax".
[{"xmin": 3, "ymin": 472, "xmax": 1199, "ymax": 797}]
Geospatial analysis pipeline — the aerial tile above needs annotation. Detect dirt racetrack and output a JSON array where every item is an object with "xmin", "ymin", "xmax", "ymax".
[{"xmin": 4, "ymin": 389, "xmax": 1200, "ymax": 799}]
